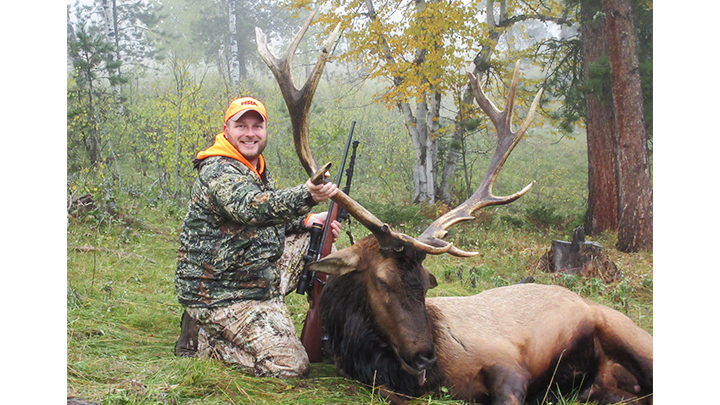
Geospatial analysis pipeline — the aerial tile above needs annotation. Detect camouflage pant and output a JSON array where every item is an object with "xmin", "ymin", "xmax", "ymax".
[{"xmin": 184, "ymin": 233, "xmax": 311, "ymax": 378}]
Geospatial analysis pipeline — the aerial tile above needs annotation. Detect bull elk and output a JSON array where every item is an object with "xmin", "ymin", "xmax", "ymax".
[{"xmin": 257, "ymin": 13, "xmax": 652, "ymax": 404}]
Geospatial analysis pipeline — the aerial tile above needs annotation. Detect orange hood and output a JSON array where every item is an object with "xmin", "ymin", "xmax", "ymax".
[{"xmin": 196, "ymin": 133, "xmax": 265, "ymax": 179}]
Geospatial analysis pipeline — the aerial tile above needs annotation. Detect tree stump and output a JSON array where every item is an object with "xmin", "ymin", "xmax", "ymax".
[{"xmin": 538, "ymin": 227, "xmax": 620, "ymax": 283}]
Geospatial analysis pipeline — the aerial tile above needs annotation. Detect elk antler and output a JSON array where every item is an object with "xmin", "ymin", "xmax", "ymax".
[
  {"xmin": 257, "ymin": 16, "xmax": 540, "ymax": 257},
  {"xmin": 255, "ymin": 11, "xmax": 341, "ymax": 176},
  {"xmin": 256, "ymin": 13, "xmax": 453, "ymax": 255},
  {"xmin": 417, "ymin": 60, "xmax": 543, "ymax": 256}
]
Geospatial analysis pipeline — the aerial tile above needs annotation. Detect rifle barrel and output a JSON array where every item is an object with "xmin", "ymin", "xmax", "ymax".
[{"xmin": 313, "ymin": 121, "xmax": 356, "ymax": 261}]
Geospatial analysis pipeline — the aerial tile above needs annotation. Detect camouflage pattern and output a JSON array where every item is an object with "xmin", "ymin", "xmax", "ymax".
[
  {"xmin": 278, "ymin": 233, "xmax": 311, "ymax": 295},
  {"xmin": 185, "ymin": 296, "xmax": 310, "ymax": 378},
  {"xmin": 175, "ymin": 155, "xmax": 317, "ymax": 308},
  {"xmin": 179, "ymin": 224, "xmax": 314, "ymax": 376}
]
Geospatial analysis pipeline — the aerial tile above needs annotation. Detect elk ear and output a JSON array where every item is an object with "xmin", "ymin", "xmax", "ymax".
[
  {"xmin": 424, "ymin": 269, "xmax": 438, "ymax": 290},
  {"xmin": 306, "ymin": 247, "xmax": 362, "ymax": 276}
]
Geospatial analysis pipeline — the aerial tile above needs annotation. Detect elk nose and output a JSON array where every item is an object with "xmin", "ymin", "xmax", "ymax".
[{"xmin": 414, "ymin": 349, "xmax": 437, "ymax": 371}]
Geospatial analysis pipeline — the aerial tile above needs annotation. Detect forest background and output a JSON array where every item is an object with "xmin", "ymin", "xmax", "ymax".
[{"xmin": 1, "ymin": 0, "xmax": 715, "ymax": 404}]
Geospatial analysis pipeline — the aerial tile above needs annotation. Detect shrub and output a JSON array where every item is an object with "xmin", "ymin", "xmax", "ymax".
[
  {"xmin": 362, "ymin": 201, "xmax": 423, "ymax": 228},
  {"xmin": 524, "ymin": 203, "xmax": 565, "ymax": 229},
  {"xmin": 499, "ymin": 214, "xmax": 525, "ymax": 229}
]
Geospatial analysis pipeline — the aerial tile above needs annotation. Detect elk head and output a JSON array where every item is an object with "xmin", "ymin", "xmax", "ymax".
[
  {"xmin": 309, "ymin": 236, "xmax": 439, "ymax": 377},
  {"xmin": 256, "ymin": 12, "xmax": 542, "ymax": 378}
]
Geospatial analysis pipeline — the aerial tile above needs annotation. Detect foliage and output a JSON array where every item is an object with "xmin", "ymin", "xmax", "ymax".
[
  {"xmin": 280, "ymin": 0, "xmax": 576, "ymax": 204},
  {"xmin": 539, "ymin": 0, "xmax": 653, "ymax": 148},
  {"xmin": 123, "ymin": 57, "xmax": 217, "ymax": 203},
  {"xmin": 524, "ymin": 203, "xmax": 565, "ymax": 229},
  {"xmin": 67, "ymin": 14, "xmax": 125, "ymax": 168},
  {"xmin": 295, "ymin": 0, "xmax": 563, "ymax": 104},
  {"xmin": 76, "ymin": 0, "xmax": 163, "ymax": 67},
  {"xmin": 535, "ymin": 35, "xmax": 584, "ymax": 134}
]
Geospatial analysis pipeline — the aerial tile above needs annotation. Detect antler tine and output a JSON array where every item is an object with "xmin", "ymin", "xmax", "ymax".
[
  {"xmin": 417, "ymin": 60, "xmax": 541, "ymax": 257},
  {"xmin": 255, "ymin": 11, "xmax": 341, "ymax": 176},
  {"xmin": 502, "ymin": 61, "xmax": 521, "ymax": 131},
  {"xmin": 257, "ymin": 13, "xmax": 437, "ymax": 253},
  {"xmin": 309, "ymin": 165, "xmax": 455, "ymax": 255},
  {"xmin": 285, "ymin": 10, "xmax": 316, "ymax": 74},
  {"xmin": 258, "ymin": 16, "xmax": 537, "ymax": 259},
  {"xmin": 517, "ymin": 85, "xmax": 544, "ymax": 140}
]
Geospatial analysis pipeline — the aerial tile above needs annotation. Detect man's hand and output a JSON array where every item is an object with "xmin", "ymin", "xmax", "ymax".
[
  {"xmin": 306, "ymin": 177, "xmax": 338, "ymax": 203},
  {"xmin": 304, "ymin": 212, "xmax": 342, "ymax": 243}
]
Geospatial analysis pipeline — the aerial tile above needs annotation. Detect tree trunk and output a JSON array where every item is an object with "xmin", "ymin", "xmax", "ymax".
[
  {"xmin": 580, "ymin": 0, "xmax": 619, "ymax": 236},
  {"xmin": 96, "ymin": 0, "xmax": 121, "ymax": 85},
  {"xmin": 111, "ymin": 0, "xmax": 119, "ymax": 58},
  {"xmin": 233, "ymin": 2, "xmax": 248, "ymax": 80},
  {"xmin": 96, "ymin": 0, "xmax": 116, "ymax": 53},
  {"xmin": 228, "ymin": 0, "xmax": 240, "ymax": 87},
  {"xmin": 425, "ymin": 90, "xmax": 441, "ymax": 202},
  {"xmin": 399, "ymin": 99, "xmax": 433, "ymax": 203},
  {"xmin": 83, "ymin": 66, "xmax": 102, "ymax": 166},
  {"xmin": 438, "ymin": 84, "xmax": 479, "ymax": 203},
  {"xmin": 438, "ymin": 90, "xmax": 470, "ymax": 203},
  {"xmin": 439, "ymin": 0, "xmax": 502, "ymax": 205},
  {"xmin": 603, "ymin": 0, "xmax": 653, "ymax": 252}
]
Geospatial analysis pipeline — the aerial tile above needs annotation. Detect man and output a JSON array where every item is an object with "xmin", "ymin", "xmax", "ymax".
[{"xmin": 175, "ymin": 96, "xmax": 340, "ymax": 378}]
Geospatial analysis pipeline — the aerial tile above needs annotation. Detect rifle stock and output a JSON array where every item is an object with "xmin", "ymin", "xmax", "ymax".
[
  {"xmin": 299, "ymin": 122, "xmax": 357, "ymax": 363},
  {"xmin": 299, "ymin": 202, "xmax": 338, "ymax": 362}
]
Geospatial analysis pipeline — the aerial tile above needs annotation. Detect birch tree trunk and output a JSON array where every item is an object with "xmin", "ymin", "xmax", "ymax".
[
  {"xmin": 399, "ymin": 100, "xmax": 430, "ymax": 203},
  {"xmin": 424, "ymin": 90, "xmax": 441, "ymax": 203},
  {"xmin": 228, "ymin": 0, "xmax": 240, "ymax": 87},
  {"xmin": 96, "ymin": 0, "xmax": 121, "ymax": 83},
  {"xmin": 364, "ymin": 0, "xmax": 442, "ymax": 203},
  {"xmin": 603, "ymin": 0, "xmax": 653, "ymax": 252},
  {"xmin": 397, "ymin": 90, "xmax": 441, "ymax": 203}
]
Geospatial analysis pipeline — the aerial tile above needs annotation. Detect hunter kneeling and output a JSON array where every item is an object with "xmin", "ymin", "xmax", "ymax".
[{"xmin": 174, "ymin": 96, "xmax": 341, "ymax": 378}]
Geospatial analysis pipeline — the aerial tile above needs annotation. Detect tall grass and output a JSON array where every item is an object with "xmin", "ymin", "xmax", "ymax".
[{"xmin": 67, "ymin": 182, "xmax": 652, "ymax": 404}]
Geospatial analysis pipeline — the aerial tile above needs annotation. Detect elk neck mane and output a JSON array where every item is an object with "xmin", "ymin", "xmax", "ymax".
[{"xmin": 319, "ymin": 238, "xmax": 442, "ymax": 397}]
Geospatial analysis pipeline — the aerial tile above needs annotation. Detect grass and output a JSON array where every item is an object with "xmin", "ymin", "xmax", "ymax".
[{"xmin": 66, "ymin": 193, "xmax": 652, "ymax": 404}]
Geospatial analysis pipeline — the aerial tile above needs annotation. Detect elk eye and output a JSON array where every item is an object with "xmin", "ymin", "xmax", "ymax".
[{"xmin": 377, "ymin": 279, "xmax": 389, "ymax": 291}]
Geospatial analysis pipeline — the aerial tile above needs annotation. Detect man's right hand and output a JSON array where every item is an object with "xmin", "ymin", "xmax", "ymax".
[{"xmin": 306, "ymin": 177, "xmax": 338, "ymax": 203}]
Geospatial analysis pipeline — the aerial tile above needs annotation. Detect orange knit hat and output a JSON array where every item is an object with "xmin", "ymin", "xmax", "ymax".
[{"xmin": 224, "ymin": 96, "xmax": 268, "ymax": 123}]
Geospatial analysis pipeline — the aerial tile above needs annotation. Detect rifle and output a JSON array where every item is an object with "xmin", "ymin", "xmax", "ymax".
[
  {"xmin": 298, "ymin": 121, "xmax": 357, "ymax": 362},
  {"xmin": 336, "ymin": 140, "xmax": 359, "ymax": 224}
]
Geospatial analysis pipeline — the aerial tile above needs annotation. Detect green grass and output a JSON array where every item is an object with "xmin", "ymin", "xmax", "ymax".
[{"xmin": 67, "ymin": 188, "xmax": 652, "ymax": 404}]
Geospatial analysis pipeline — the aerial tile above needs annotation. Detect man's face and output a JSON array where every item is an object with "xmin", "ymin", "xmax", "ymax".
[{"xmin": 224, "ymin": 110, "xmax": 267, "ymax": 165}]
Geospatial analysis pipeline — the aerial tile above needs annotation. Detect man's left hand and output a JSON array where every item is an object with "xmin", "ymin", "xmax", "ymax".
[{"xmin": 304, "ymin": 212, "xmax": 341, "ymax": 243}]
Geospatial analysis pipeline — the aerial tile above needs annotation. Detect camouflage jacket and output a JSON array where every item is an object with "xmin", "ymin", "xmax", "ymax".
[{"xmin": 175, "ymin": 156, "xmax": 316, "ymax": 308}]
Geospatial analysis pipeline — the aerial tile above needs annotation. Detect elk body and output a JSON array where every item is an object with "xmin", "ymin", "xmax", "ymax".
[
  {"xmin": 311, "ymin": 237, "xmax": 653, "ymax": 404},
  {"xmin": 256, "ymin": 13, "xmax": 652, "ymax": 404}
]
